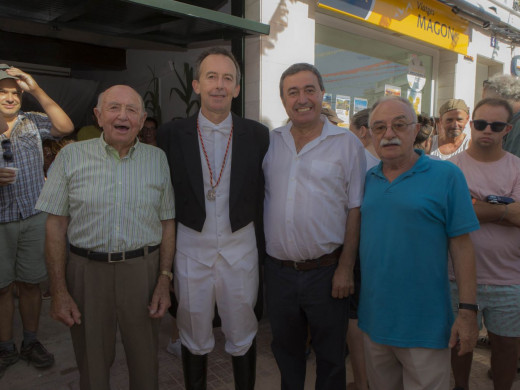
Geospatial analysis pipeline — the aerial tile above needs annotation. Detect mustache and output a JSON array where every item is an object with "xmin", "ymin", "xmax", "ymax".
[{"xmin": 380, "ymin": 137, "xmax": 402, "ymax": 147}]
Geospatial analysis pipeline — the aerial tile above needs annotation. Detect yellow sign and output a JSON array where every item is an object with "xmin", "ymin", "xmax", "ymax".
[{"xmin": 318, "ymin": 0, "xmax": 469, "ymax": 54}]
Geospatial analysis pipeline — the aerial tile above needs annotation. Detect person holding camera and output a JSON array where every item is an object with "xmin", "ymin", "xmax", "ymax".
[{"xmin": 0, "ymin": 64, "xmax": 73, "ymax": 378}]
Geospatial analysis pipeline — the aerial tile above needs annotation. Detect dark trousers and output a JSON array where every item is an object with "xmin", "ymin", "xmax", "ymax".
[{"xmin": 265, "ymin": 256, "xmax": 348, "ymax": 390}]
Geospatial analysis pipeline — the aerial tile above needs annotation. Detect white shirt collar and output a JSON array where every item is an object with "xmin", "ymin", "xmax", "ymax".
[
  {"xmin": 274, "ymin": 114, "xmax": 346, "ymax": 138},
  {"xmin": 198, "ymin": 111, "xmax": 232, "ymax": 135}
]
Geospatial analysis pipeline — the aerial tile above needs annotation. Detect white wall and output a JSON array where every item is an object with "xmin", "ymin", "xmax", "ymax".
[
  {"xmin": 440, "ymin": 0, "xmax": 520, "ymax": 113},
  {"xmin": 437, "ymin": 51, "xmax": 458, "ymax": 113},
  {"xmin": 246, "ymin": 0, "xmax": 316, "ymax": 129}
]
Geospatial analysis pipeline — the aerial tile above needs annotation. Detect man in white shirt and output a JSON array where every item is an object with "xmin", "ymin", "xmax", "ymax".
[
  {"xmin": 158, "ymin": 48, "xmax": 269, "ymax": 390},
  {"xmin": 430, "ymin": 98, "xmax": 471, "ymax": 160},
  {"xmin": 263, "ymin": 63, "xmax": 366, "ymax": 389}
]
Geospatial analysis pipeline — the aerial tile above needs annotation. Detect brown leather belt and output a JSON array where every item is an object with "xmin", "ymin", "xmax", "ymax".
[
  {"xmin": 70, "ymin": 244, "xmax": 160, "ymax": 263},
  {"xmin": 269, "ymin": 246, "xmax": 342, "ymax": 271}
]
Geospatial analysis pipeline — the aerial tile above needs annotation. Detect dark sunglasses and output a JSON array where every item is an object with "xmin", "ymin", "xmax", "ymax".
[
  {"xmin": 472, "ymin": 120, "xmax": 508, "ymax": 132},
  {"xmin": 1, "ymin": 139, "xmax": 13, "ymax": 162}
]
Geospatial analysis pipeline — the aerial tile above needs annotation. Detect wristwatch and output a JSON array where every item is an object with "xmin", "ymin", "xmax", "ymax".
[
  {"xmin": 159, "ymin": 270, "xmax": 173, "ymax": 281},
  {"xmin": 458, "ymin": 303, "xmax": 479, "ymax": 312}
]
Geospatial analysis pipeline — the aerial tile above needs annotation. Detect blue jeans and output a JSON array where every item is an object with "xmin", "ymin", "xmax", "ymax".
[{"xmin": 265, "ymin": 256, "xmax": 348, "ymax": 390}]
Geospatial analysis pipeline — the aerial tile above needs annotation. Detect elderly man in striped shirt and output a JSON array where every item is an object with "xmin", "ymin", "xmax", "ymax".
[{"xmin": 36, "ymin": 85, "xmax": 176, "ymax": 390}]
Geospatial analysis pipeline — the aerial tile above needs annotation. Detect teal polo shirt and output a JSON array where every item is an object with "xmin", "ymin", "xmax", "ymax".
[{"xmin": 358, "ymin": 150, "xmax": 479, "ymax": 349}]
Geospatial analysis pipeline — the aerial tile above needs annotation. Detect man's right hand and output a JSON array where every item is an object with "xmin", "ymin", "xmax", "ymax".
[
  {"xmin": 51, "ymin": 291, "xmax": 82, "ymax": 327},
  {"xmin": 0, "ymin": 167, "xmax": 16, "ymax": 186}
]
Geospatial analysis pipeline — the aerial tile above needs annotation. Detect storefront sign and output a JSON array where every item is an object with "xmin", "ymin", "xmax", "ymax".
[{"xmin": 318, "ymin": 0, "xmax": 469, "ymax": 54}]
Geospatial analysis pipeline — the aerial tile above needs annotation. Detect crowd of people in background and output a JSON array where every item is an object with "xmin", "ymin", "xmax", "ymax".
[{"xmin": 0, "ymin": 50, "xmax": 519, "ymax": 390}]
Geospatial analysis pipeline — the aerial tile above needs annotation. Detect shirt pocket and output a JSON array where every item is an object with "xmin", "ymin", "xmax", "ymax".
[
  {"xmin": 18, "ymin": 131, "xmax": 41, "ymax": 151},
  {"xmin": 309, "ymin": 160, "xmax": 343, "ymax": 195}
]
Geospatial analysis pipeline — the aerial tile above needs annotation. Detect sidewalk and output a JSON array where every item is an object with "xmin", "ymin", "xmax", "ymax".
[{"xmin": 3, "ymin": 298, "xmax": 519, "ymax": 389}]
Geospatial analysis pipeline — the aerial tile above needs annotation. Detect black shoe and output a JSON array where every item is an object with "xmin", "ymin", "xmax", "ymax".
[
  {"xmin": 20, "ymin": 341, "xmax": 54, "ymax": 369},
  {"xmin": 232, "ymin": 340, "xmax": 256, "ymax": 390},
  {"xmin": 181, "ymin": 345, "xmax": 207, "ymax": 390},
  {"xmin": 0, "ymin": 347, "xmax": 19, "ymax": 378}
]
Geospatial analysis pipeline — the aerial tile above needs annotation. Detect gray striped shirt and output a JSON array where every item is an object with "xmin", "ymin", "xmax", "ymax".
[
  {"xmin": 0, "ymin": 111, "xmax": 55, "ymax": 223},
  {"xmin": 36, "ymin": 136, "xmax": 175, "ymax": 252}
]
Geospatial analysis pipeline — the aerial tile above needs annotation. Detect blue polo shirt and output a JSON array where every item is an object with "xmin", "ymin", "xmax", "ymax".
[{"xmin": 358, "ymin": 150, "xmax": 479, "ymax": 349}]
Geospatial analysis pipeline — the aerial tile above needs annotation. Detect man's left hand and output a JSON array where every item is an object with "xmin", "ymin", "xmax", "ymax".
[
  {"xmin": 331, "ymin": 266, "xmax": 354, "ymax": 299},
  {"xmin": 449, "ymin": 310, "xmax": 478, "ymax": 356},
  {"xmin": 148, "ymin": 276, "xmax": 171, "ymax": 319}
]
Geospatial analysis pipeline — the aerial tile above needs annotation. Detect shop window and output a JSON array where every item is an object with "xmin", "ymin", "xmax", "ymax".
[{"xmin": 316, "ymin": 24, "xmax": 433, "ymax": 123}]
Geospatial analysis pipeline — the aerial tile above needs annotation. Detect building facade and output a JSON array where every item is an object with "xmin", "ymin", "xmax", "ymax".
[{"xmin": 244, "ymin": 0, "xmax": 520, "ymax": 128}]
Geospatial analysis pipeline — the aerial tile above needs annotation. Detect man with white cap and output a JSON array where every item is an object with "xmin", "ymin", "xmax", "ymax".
[{"xmin": 0, "ymin": 64, "xmax": 73, "ymax": 378}]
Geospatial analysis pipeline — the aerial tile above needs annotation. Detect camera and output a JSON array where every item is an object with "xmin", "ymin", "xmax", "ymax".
[{"xmin": 486, "ymin": 195, "xmax": 515, "ymax": 205}]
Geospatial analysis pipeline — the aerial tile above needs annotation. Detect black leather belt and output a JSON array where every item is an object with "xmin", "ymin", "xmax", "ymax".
[
  {"xmin": 70, "ymin": 244, "xmax": 160, "ymax": 263},
  {"xmin": 269, "ymin": 246, "xmax": 342, "ymax": 271}
]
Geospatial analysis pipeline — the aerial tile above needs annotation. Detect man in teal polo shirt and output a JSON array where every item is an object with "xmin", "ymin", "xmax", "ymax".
[{"xmin": 358, "ymin": 96, "xmax": 480, "ymax": 389}]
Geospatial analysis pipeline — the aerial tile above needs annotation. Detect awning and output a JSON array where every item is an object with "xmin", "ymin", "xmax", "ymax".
[
  {"xmin": 125, "ymin": 0, "xmax": 270, "ymax": 38},
  {"xmin": 0, "ymin": 0, "xmax": 270, "ymax": 70},
  {"xmin": 436, "ymin": 0, "xmax": 520, "ymax": 43}
]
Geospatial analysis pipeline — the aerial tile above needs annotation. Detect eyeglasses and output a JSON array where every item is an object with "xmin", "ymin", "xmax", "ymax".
[
  {"xmin": 472, "ymin": 120, "xmax": 508, "ymax": 132},
  {"xmin": 371, "ymin": 121, "xmax": 416, "ymax": 135},
  {"xmin": 1, "ymin": 139, "xmax": 13, "ymax": 162}
]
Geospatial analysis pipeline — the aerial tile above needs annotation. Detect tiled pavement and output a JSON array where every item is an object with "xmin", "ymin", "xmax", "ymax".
[{"xmin": 3, "ymin": 298, "xmax": 520, "ymax": 389}]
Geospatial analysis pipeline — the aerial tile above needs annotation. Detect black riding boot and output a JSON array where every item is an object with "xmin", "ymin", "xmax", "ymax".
[
  {"xmin": 181, "ymin": 344, "xmax": 208, "ymax": 390},
  {"xmin": 232, "ymin": 339, "xmax": 256, "ymax": 390}
]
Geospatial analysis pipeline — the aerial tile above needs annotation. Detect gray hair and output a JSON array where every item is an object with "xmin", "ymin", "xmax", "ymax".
[
  {"xmin": 194, "ymin": 47, "xmax": 241, "ymax": 86},
  {"xmin": 279, "ymin": 63, "xmax": 325, "ymax": 98},
  {"xmin": 369, "ymin": 96, "xmax": 418, "ymax": 124},
  {"xmin": 96, "ymin": 86, "xmax": 146, "ymax": 114},
  {"xmin": 483, "ymin": 74, "xmax": 520, "ymax": 102}
]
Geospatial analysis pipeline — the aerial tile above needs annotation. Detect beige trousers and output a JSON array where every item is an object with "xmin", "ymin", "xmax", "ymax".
[
  {"xmin": 67, "ymin": 250, "xmax": 160, "ymax": 390},
  {"xmin": 363, "ymin": 332, "xmax": 451, "ymax": 390}
]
